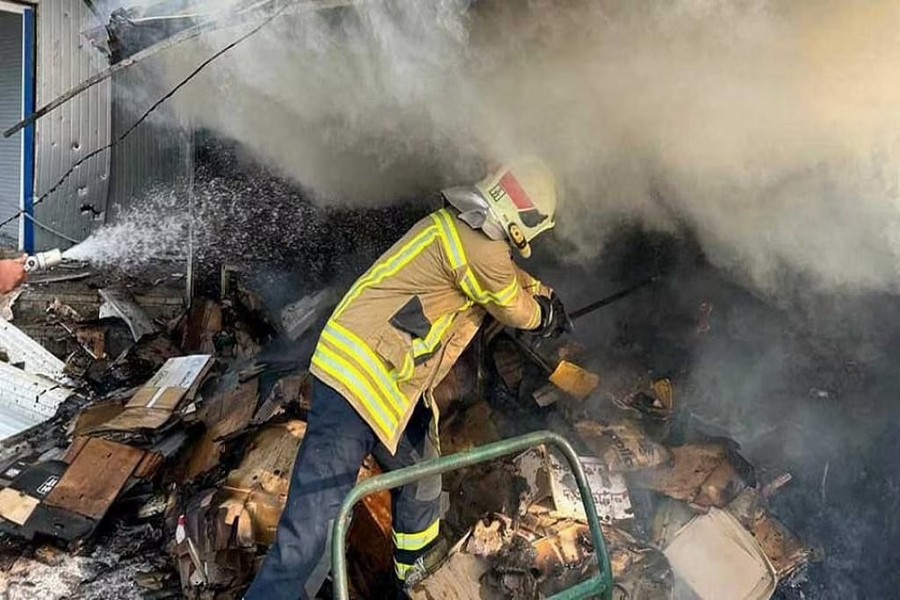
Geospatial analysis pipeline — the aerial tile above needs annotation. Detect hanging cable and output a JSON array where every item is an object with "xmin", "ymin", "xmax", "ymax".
[
  {"xmin": 23, "ymin": 213, "xmax": 83, "ymax": 245},
  {"xmin": 0, "ymin": 0, "xmax": 300, "ymax": 232}
]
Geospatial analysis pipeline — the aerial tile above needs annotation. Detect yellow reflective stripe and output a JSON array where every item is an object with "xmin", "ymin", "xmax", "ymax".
[
  {"xmin": 321, "ymin": 322, "xmax": 410, "ymax": 416},
  {"xmin": 394, "ymin": 561, "xmax": 415, "ymax": 581},
  {"xmin": 311, "ymin": 345, "xmax": 396, "ymax": 439},
  {"xmin": 316, "ymin": 337, "xmax": 401, "ymax": 421},
  {"xmin": 433, "ymin": 210, "xmax": 522, "ymax": 308},
  {"xmin": 460, "ymin": 270, "xmax": 521, "ymax": 308},
  {"xmin": 493, "ymin": 279, "xmax": 521, "ymax": 304},
  {"xmin": 431, "ymin": 210, "xmax": 466, "ymax": 269},
  {"xmin": 393, "ymin": 519, "xmax": 440, "ymax": 551},
  {"xmin": 412, "ymin": 312, "xmax": 455, "ymax": 358},
  {"xmin": 394, "ymin": 351, "xmax": 414, "ymax": 383},
  {"xmin": 334, "ymin": 227, "xmax": 439, "ymax": 318}
]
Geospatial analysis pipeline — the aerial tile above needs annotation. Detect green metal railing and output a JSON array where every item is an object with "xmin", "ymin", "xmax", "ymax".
[{"xmin": 331, "ymin": 430, "xmax": 614, "ymax": 600}]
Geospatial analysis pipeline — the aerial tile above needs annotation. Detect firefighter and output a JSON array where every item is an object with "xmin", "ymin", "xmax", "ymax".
[
  {"xmin": 245, "ymin": 157, "xmax": 572, "ymax": 599},
  {"xmin": 0, "ymin": 256, "xmax": 26, "ymax": 295}
]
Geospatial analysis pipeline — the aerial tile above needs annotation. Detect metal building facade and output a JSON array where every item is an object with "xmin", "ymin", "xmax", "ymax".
[
  {"xmin": 0, "ymin": 8, "xmax": 25, "ymax": 246},
  {"xmin": 32, "ymin": 0, "xmax": 111, "ymax": 250},
  {"xmin": 108, "ymin": 60, "xmax": 193, "ymax": 221},
  {"xmin": 18, "ymin": 0, "xmax": 194, "ymax": 251}
]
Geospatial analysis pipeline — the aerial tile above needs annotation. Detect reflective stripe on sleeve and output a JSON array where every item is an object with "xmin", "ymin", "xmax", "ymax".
[
  {"xmin": 459, "ymin": 271, "xmax": 520, "ymax": 307},
  {"xmin": 433, "ymin": 210, "xmax": 523, "ymax": 309}
]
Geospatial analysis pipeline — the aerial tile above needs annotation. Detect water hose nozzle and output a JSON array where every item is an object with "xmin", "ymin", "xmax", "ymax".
[{"xmin": 24, "ymin": 249, "xmax": 63, "ymax": 273}]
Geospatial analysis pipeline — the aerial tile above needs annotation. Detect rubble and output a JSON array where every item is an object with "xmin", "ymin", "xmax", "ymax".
[
  {"xmin": 279, "ymin": 289, "xmax": 336, "ymax": 341},
  {"xmin": 0, "ymin": 362, "xmax": 75, "ymax": 439},
  {"xmin": 663, "ymin": 508, "xmax": 776, "ymax": 600},
  {"xmin": 98, "ymin": 288, "xmax": 160, "ymax": 342},
  {"xmin": 0, "ymin": 269, "xmax": 817, "ymax": 600}
]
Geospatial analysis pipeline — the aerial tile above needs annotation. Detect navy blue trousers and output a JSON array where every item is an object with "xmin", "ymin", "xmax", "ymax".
[{"xmin": 245, "ymin": 378, "xmax": 441, "ymax": 600}]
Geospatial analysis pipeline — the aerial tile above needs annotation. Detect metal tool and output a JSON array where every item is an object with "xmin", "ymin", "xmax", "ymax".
[
  {"xmin": 508, "ymin": 333, "xmax": 600, "ymax": 400},
  {"xmin": 503, "ymin": 276, "xmax": 659, "ymax": 400},
  {"xmin": 331, "ymin": 431, "xmax": 614, "ymax": 600},
  {"xmin": 23, "ymin": 249, "xmax": 63, "ymax": 273},
  {"xmin": 569, "ymin": 275, "xmax": 658, "ymax": 321}
]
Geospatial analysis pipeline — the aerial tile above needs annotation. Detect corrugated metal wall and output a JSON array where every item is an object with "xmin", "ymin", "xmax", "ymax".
[
  {"xmin": 0, "ymin": 11, "xmax": 23, "ymax": 246},
  {"xmin": 108, "ymin": 60, "xmax": 193, "ymax": 219},
  {"xmin": 33, "ymin": 0, "xmax": 111, "ymax": 250}
]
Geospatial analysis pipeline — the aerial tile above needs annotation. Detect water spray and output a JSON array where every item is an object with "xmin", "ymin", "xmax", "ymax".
[{"xmin": 23, "ymin": 249, "xmax": 63, "ymax": 273}]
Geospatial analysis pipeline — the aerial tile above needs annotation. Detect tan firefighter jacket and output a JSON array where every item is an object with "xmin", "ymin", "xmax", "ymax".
[{"xmin": 310, "ymin": 208, "xmax": 550, "ymax": 454}]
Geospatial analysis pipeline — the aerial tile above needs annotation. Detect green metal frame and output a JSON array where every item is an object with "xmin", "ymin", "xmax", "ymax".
[{"xmin": 331, "ymin": 430, "xmax": 614, "ymax": 600}]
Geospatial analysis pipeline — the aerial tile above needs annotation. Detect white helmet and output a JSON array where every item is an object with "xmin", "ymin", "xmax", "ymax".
[{"xmin": 474, "ymin": 157, "xmax": 557, "ymax": 258}]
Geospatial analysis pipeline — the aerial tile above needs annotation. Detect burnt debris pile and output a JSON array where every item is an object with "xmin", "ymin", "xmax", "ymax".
[{"xmin": 0, "ymin": 228, "xmax": 858, "ymax": 600}]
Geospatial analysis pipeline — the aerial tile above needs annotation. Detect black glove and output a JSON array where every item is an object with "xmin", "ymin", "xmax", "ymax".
[{"xmin": 534, "ymin": 293, "xmax": 574, "ymax": 338}]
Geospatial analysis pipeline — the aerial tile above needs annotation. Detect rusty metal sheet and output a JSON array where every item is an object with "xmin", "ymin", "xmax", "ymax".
[{"xmin": 44, "ymin": 438, "xmax": 144, "ymax": 520}]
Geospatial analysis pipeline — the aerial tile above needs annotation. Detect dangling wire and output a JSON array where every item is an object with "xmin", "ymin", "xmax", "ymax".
[{"xmin": 0, "ymin": 0, "xmax": 301, "ymax": 232}]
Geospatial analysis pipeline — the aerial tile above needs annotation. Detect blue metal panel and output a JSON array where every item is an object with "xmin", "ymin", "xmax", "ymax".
[{"xmin": 22, "ymin": 8, "xmax": 34, "ymax": 253}]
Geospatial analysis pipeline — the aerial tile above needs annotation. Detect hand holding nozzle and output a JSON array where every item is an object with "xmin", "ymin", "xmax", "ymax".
[{"xmin": 0, "ymin": 255, "xmax": 27, "ymax": 294}]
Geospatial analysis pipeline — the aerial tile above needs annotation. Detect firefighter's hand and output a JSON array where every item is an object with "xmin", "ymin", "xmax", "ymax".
[
  {"xmin": 534, "ymin": 293, "xmax": 574, "ymax": 338},
  {"xmin": 0, "ymin": 256, "xmax": 27, "ymax": 294}
]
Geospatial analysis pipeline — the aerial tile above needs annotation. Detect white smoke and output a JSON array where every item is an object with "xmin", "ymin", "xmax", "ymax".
[{"xmin": 139, "ymin": 0, "xmax": 900, "ymax": 294}]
